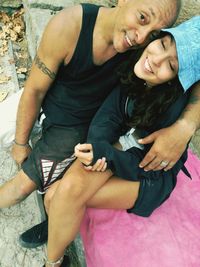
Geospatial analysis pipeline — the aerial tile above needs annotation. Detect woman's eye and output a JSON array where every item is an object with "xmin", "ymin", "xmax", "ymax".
[
  {"xmin": 161, "ymin": 40, "xmax": 165, "ymax": 50},
  {"xmin": 169, "ymin": 62, "xmax": 175, "ymax": 72}
]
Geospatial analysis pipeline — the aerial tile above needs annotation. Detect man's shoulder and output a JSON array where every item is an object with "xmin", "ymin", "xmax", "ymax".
[
  {"xmin": 52, "ymin": 5, "xmax": 82, "ymax": 34},
  {"xmin": 41, "ymin": 5, "xmax": 83, "ymax": 63}
]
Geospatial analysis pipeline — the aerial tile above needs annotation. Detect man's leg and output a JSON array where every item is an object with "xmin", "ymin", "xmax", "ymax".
[{"xmin": 0, "ymin": 170, "xmax": 37, "ymax": 208}]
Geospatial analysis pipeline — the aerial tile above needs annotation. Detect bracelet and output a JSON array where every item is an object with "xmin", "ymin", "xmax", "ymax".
[
  {"xmin": 45, "ymin": 256, "xmax": 64, "ymax": 267},
  {"xmin": 13, "ymin": 140, "xmax": 29, "ymax": 147}
]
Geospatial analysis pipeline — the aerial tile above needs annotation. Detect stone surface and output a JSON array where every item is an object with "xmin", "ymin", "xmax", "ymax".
[
  {"xmin": 0, "ymin": 150, "xmax": 45, "ymax": 266},
  {"xmin": 191, "ymin": 131, "xmax": 200, "ymax": 158},
  {"xmin": 0, "ymin": 40, "xmax": 19, "ymax": 97},
  {"xmin": 1, "ymin": 0, "xmax": 22, "ymax": 8},
  {"xmin": 176, "ymin": 0, "xmax": 200, "ymax": 25},
  {"xmin": 23, "ymin": 0, "xmax": 73, "ymax": 10},
  {"xmin": 23, "ymin": 6, "xmax": 54, "ymax": 59},
  {"xmin": 0, "ymin": 34, "xmax": 46, "ymax": 267},
  {"xmin": 23, "ymin": 0, "xmax": 114, "ymax": 9}
]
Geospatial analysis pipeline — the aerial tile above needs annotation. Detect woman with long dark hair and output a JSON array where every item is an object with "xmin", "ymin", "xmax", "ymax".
[
  {"xmin": 74, "ymin": 17, "xmax": 199, "ymax": 217},
  {"xmin": 44, "ymin": 17, "xmax": 200, "ymax": 267}
]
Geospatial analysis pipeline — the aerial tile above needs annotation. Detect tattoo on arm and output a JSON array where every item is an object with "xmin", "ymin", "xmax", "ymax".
[{"xmin": 34, "ymin": 55, "xmax": 56, "ymax": 80}]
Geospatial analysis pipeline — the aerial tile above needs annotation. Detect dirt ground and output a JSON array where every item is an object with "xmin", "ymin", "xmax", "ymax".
[{"xmin": 191, "ymin": 131, "xmax": 200, "ymax": 158}]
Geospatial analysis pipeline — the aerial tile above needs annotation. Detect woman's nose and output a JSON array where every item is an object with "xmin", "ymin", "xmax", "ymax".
[{"xmin": 153, "ymin": 54, "xmax": 165, "ymax": 67}]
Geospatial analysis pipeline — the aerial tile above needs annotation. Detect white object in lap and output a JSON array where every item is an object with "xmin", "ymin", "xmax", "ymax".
[
  {"xmin": 119, "ymin": 128, "xmax": 144, "ymax": 151},
  {"xmin": 0, "ymin": 89, "xmax": 42, "ymax": 148},
  {"xmin": 0, "ymin": 90, "xmax": 23, "ymax": 148}
]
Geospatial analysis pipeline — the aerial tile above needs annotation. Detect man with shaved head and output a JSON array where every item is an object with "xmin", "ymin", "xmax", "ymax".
[{"xmin": 2, "ymin": 0, "xmax": 200, "ymax": 266}]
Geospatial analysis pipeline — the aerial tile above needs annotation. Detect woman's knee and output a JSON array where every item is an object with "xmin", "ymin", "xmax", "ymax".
[{"xmin": 57, "ymin": 170, "xmax": 88, "ymax": 201}]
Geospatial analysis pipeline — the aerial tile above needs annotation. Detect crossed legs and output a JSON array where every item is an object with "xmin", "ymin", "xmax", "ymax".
[
  {"xmin": 0, "ymin": 157, "xmax": 139, "ymax": 267},
  {"xmin": 44, "ymin": 159, "xmax": 140, "ymax": 266}
]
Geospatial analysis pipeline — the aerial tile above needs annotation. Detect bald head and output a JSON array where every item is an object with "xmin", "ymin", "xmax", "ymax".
[
  {"xmin": 154, "ymin": 0, "xmax": 182, "ymax": 27},
  {"xmin": 114, "ymin": 0, "xmax": 182, "ymax": 49}
]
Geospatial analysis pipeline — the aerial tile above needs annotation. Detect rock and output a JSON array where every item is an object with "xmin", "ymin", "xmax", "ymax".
[
  {"xmin": 1, "ymin": 0, "xmax": 22, "ymax": 8},
  {"xmin": 17, "ymin": 73, "xmax": 26, "ymax": 80}
]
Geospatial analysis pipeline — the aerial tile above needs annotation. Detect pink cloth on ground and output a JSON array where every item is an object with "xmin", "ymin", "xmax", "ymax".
[{"xmin": 80, "ymin": 149, "xmax": 200, "ymax": 267}]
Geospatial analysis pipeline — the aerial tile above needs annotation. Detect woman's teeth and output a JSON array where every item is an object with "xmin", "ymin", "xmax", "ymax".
[{"xmin": 144, "ymin": 58, "xmax": 153, "ymax": 73}]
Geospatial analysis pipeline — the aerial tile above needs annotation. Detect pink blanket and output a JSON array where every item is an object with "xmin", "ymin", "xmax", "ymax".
[{"xmin": 80, "ymin": 149, "xmax": 200, "ymax": 267}]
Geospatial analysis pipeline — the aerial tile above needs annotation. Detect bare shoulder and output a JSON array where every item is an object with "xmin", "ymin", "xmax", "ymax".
[{"xmin": 38, "ymin": 5, "xmax": 83, "ymax": 65}]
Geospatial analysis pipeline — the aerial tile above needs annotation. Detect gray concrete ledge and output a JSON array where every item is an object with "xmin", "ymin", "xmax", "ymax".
[
  {"xmin": 23, "ymin": 7, "xmax": 54, "ymax": 59},
  {"xmin": 1, "ymin": 0, "xmax": 22, "ymax": 8}
]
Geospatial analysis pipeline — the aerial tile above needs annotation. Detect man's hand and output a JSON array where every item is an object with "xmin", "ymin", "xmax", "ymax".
[
  {"xmin": 11, "ymin": 144, "xmax": 32, "ymax": 165},
  {"xmin": 138, "ymin": 121, "xmax": 193, "ymax": 171},
  {"xmin": 74, "ymin": 143, "xmax": 107, "ymax": 172}
]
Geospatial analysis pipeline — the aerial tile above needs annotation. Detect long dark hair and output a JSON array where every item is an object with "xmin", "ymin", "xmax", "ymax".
[{"xmin": 117, "ymin": 44, "xmax": 182, "ymax": 131}]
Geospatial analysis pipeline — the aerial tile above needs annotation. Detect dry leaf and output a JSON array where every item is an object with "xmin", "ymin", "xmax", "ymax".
[
  {"xmin": 0, "ymin": 46, "xmax": 8, "ymax": 56},
  {"xmin": 14, "ymin": 25, "xmax": 22, "ymax": 34},
  {"xmin": 0, "ymin": 9, "xmax": 25, "ymax": 55},
  {"xmin": 0, "ymin": 91, "xmax": 8, "ymax": 102},
  {"xmin": 0, "ymin": 75, "xmax": 11, "ymax": 83},
  {"xmin": 17, "ymin": 52, "xmax": 28, "ymax": 59},
  {"xmin": 0, "ymin": 12, "xmax": 10, "ymax": 24},
  {"xmin": 8, "ymin": 58, "xmax": 15, "ymax": 64},
  {"xmin": 16, "ymin": 67, "xmax": 27, "ymax": 74},
  {"xmin": 10, "ymin": 29, "xmax": 18, "ymax": 41}
]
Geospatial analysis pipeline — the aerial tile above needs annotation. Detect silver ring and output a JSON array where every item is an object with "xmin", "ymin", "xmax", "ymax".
[{"xmin": 160, "ymin": 160, "xmax": 169, "ymax": 167}]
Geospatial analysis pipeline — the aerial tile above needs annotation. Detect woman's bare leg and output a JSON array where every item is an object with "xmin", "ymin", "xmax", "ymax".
[
  {"xmin": 45, "ymin": 177, "xmax": 139, "ymax": 212},
  {"xmin": 87, "ymin": 177, "xmax": 139, "ymax": 209},
  {"xmin": 46, "ymin": 159, "xmax": 113, "ymax": 265},
  {"xmin": 45, "ymin": 160, "xmax": 140, "ymax": 266}
]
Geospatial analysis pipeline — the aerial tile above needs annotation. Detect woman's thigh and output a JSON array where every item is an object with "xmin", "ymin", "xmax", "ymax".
[
  {"xmin": 87, "ymin": 177, "xmax": 140, "ymax": 210},
  {"xmin": 45, "ymin": 171, "xmax": 139, "ymax": 211}
]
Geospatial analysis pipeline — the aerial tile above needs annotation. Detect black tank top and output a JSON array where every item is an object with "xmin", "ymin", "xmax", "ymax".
[{"xmin": 42, "ymin": 3, "xmax": 130, "ymax": 127}]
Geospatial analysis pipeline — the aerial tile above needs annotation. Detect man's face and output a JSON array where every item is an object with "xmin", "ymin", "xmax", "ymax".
[{"xmin": 113, "ymin": 0, "xmax": 177, "ymax": 52}]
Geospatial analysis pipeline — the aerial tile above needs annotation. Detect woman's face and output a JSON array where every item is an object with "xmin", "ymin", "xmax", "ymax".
[{"xmin": 134, "ymin": 35, "xmax": 178, "ymax": 86}]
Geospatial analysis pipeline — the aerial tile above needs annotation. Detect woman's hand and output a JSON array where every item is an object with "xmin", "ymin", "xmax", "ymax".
[{"xmin": 74, "ymin": 143, "xmax": 107, "ymax": 172}]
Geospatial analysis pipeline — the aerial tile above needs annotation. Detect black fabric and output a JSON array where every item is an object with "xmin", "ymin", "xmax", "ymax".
[
  {"xmin": 22, "ymin": 4, "xmax": 131, "ymax": 191},
  {"xmin": 87, "ymin": 87, "xmax": 191, "ymax": 216},
  {"xmin": 42, "ymin": 3, "xmax": 131, "ymax": 127},
  {"xmin": 22, "ymin": 119, "xmax": 88, "ymax": 192}
]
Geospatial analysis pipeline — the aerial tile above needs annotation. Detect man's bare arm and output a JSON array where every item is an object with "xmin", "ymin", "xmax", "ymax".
[
  {"xmin": 34, "ymin": 55, "xmax": 56, "ymax": 80},
  {"xmin": 138, "ymin": 82, "xmax": 200, "ymax": 171},
  {"xmin": 12, "ymin": 6, "xmax": 82, "ymax": 164}
]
